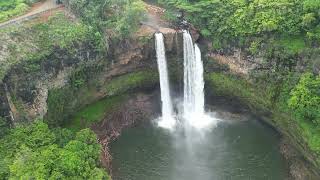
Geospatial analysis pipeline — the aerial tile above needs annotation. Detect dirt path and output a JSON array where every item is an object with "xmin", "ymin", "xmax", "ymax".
[
  {"xmin": 135, "ymin": 2, "xmax": 176, "ymax": 37},
  {"xmin": 141, "ymin": 3, "xmax": 171, "ymax": 30},
  {"xmin": 0, "ymin": 0, "xmax": 61, "ymax": 27}
]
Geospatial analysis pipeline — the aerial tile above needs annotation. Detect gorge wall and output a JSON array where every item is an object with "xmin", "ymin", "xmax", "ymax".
[
  {"xmin": 1, "ymin": 4, "xmax": 320, "ymax": 179},
  {"xmin": 201, "ymin": 41, "xmax": 320, "ymax": 179},
  {"xmin": 0, "ymin": 15, "xmax": 183, "ymax": 129}
]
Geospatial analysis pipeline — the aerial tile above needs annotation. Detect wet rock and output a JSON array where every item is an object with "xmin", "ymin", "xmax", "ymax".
[
  {"xmin": 91, "ymin": 92, "xmax": 158, "ymax": 174},
  {"xmin": 280, "ymin": 138, "xmax": 320, "ymax": 180}
]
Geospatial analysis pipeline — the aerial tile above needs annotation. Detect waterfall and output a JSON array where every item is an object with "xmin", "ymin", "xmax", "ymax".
[
  {"xmin": 183, "ymin": 31, "xmax": 216, "ymax": 129},
  {"xmin": 155, "ymin": 33, "xmax": 176, "ymax": 129},
  {"xmin": 183, "ymin": 31, "xmax": 196, "ymax": 115},
  {"xmin": 194, "ymin": 44, "xmax": 205, "ymax": 115},
  {"xmin": 183, "ymin": 31, "xmax": 205, "ymax": 115},
  {"xmin": 154, "ymin": 31, "xmax": 217, "ymax": 130}
]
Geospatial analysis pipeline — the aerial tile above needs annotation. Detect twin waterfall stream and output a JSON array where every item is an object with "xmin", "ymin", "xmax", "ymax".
[
  {"xmin": 111, "ymin": 31, "xmax": 289, "ymax": 180},
  {"xmin": 155, "ymin": 31, "xmax": 217, "ymax": 130}
]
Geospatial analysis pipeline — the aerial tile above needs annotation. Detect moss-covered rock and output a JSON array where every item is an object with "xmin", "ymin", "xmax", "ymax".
[
  {"xmin": 205, "ymin": 71, "xmax": 320, "ymax": 178},
  {"xmin": 205, "ymin": 72, "xmax": 272, "ymax": 111},
  {"xmin": 0, "ymin": 13, "xmax": 102, "ymax": 83},
  {"xmin": 105, "ymin": 70, "xmax": 158, "ymax": 96},
  {"xmin": 46, "ymin": 69, "xmax": 159, "ymax": 127},
  {"xmin": 65, "ymin": 95, "xmax": 129, "ymax": 132}
]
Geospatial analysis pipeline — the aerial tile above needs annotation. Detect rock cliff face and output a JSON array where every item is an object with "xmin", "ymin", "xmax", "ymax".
[
  {"xmin": 0, "ymin": 22, "xmax": 183, "ymax": 128},
  {"xmin": 0, "ymin": 85, "xmax": 11, "ymax": 125},
  {"xmin": 205, "ymin": 41, "xmax": 320, "ymax": 77},
  {"xmin": 4, "ymin": 6, "xmax": 318, "ymax": 178},
  {"xmin": 1, "ymin": 44, "xmax": 99, "ymax": 123},
  {"xmin": 207, "ymin": 48, "xmax": 264, "ymax": 76},
  {"xmin": 201, "ymin": 40, "xmax": 320, "ymax": 179},
  {"xmin": 91, "ymin": 92, "xmax": 159, "ymax": 174}
]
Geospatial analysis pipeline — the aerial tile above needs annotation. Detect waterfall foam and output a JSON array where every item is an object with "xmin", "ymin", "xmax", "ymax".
[{"xmin": 155, "ymin": 33, "xmax": 176, "ymax": 129}]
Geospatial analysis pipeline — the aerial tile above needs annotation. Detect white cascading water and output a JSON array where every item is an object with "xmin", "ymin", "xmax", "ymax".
[
  {"xmin": 194, "ymin": 44, "xmax": 205, "ymax": 115},
  {"xmin": 183, "ymin": 31, "xmax": 216, "ymax": 129},
  {"xmin": 155, "ymin": 33, "xmax": 176, "ymax": 129}
]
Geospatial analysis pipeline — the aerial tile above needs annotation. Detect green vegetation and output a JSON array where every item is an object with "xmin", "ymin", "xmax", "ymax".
[
  {"xmin": 289, "ymin": 73, "xmax": 320, "ymax": 125},
  {"xmin": 298, "ymin": 118, "xmax": 320, "ymax": 153},
  {"xmin": 46, "ymin": 63, "xmax": 106, "ymax": 127},
  {"xmin": 34, "ymin": 14, "xmax": 99, "ymax": 50},
  {"xmin": 68, "ymin": 0, "xmax": 146, "ymax": 39},
  {"xmin": 158, "ymin": 0, "xmax": 320, "ymax": 51},
  {"xmin": 1, "ymin": 0, "xmax": 319, "ymax": 177},
  {"xmin": 206, "ymin": 71, "xmax": 320, "ymax": 163},
  {"xmin": 0, "ymin": 121, "xmax": 110, "ymax": 179},
  {"xmin": 287, "ymin": 73, "xmax": 320, "ymax": 153},
  {"xmin": 206, "ymin": 72, "xmax": 272, "ymax": 110},
  {"xmin": 0, "ymin": 0, "xmax": 147, "ymax": 82},
  {"xmin": 46, "ymin": 84, "xmax": 98, "ymax": 127},
  {"xmin": 276, "ymin": 36, "xmax": 306, "ymax": 54},
  {"xmin": 0, "ymin": 13, "xmax": 102, "ymax": 82},
  {"xmin": 62, "ymin": 70, "xmax": 159, "ymax": 131},
  {"xmin": 105, "ymin": 70, "xmax": 158, "ymax": 96},
  {"xmin": 43, "ymin": 69, "xmax": 158, "ymax": 176},
  {"xmin": 0, "ymin": 1, "xmax": 153, "ymax": 179},
  {"xmin": 0, "ymin": 0, "xmax": 40, "ymax": 23},
  {"xmin": 47, "ymin": 69, "xmax": 158, "ymax": 127},
  {"xmin": 160, "ymin": 0, "xmax": 320, "ymax": 162},
  {"xmin": 0, "ymin": 117, "xmax": 10, "ymax": 137},
  {"xmin": 0, "ymin": 0, "xmax": 149, "ymax": 82},
  {"xmin": 260, "ymin": 71, "xmax": 320, "ymax": 155},
  {"xmin": 65, "ymin": 95, "xmax": 128, "ymax": 131}
]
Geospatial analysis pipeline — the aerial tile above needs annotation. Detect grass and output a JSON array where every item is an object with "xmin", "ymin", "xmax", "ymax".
[
  {"xmin": 105, "ymin": 70, "xmax": 158, "ymax": 96},
  {"xmin": 298, "ymin": 119, "xmax": 320, "ymax": 153},
  {"xmin": 64, "ymin": 95, "xmax": 128, "ymax": 132},
  {"xmin": 205, "ymin": 72, "xmax": 272, "ymax": 110},
  {"xmin": 63, "ymin": 69, "xmax": 159, "ymax": 132},
  {"xmin": 276, "ymin": 36, "xmax": 306, "ymax": 54},
  {"xmin": 206, "ymin": 71, "xmax": 320, "ymax": 167},
  {"xmin": 63, "ymin": 70, "xmax": 159, "ymax": 132},
  {"xmin": 47, "ymin": 69, "xmax": 159, "ymax": 129},
  {"xmin": 0, "ymin": 13, "xmax": 98, "ymax": 82},
  {"xmin": 0, "ymin": 0, "xmax": 38, "ymax": 23}
]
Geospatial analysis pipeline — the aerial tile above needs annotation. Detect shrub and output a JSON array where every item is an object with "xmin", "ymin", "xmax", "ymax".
[
  {"xmin": 0, "ymin": 0, "xmax": 31, "ymax": 23},
  {"xmin": 288, "ymin": 73, "xmax": 320, "ymax": 125},
  {"xmin": 0, "ymin": 121, "xmax": 109, "ymax": 179}
]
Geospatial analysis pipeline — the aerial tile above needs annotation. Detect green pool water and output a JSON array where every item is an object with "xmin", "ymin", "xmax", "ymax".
[{"xmin": 111, "ymin": 117, "xmax": 289, "ymax": 180}]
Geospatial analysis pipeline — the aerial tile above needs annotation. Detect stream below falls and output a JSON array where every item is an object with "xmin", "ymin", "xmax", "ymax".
[{"xmin": 110, "ymin": 115, "xmax": 289, "ymax": 180}]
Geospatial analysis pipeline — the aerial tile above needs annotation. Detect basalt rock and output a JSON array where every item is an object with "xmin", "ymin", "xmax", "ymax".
[
  {"xmin": 91, "ymin": 92, "xmax": 159, "ymax": 175},
  {"xmin": 203, "ymin": 43, "xmax": 320, "ymax": 179},
  {"xmin": 0, "ymin": 21, "xmax": 183, "ymax": 126}
]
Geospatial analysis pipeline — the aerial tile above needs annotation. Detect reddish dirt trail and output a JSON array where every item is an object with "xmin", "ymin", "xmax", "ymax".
[{"xmin": 141, "ymin": 3, "xmax": 171, "ymax": 29}]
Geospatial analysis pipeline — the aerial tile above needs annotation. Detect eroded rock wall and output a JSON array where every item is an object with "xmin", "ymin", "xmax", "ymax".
[
  {"xmin": 0, "ymin": 24, "xmax": 183, "ymax": 127},
  {"xmin": 201, "ymin": 40, "xmax": 320, "ymax": 179}
]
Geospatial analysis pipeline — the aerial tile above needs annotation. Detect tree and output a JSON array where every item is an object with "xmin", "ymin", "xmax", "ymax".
[
  {"xmin": 0, "ymin": 117, "xmax": 10, "ymax": 138},
  {"xmin": 159, "ymin": 0, "xmax": 320, "ymax": 47},
  {"xmin": 288, "ymin": 73, "xmax": 320, "ymax": 125},
  {"xmin": 0, "ymin": 122, "xmax": 109, "ymax": 179},
  {"xmin": 68, "ymin": 0, "xmax": 146, "ymax": 38}
]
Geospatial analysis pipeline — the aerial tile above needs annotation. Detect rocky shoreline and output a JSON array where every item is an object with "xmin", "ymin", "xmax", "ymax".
[
  {"xmin": 90, "ymin": 92, "xmax": 160, "ymax": 176},
  {"xmin": 91, "ymin": 90, "xmax": 299, "ymax": 179}
]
